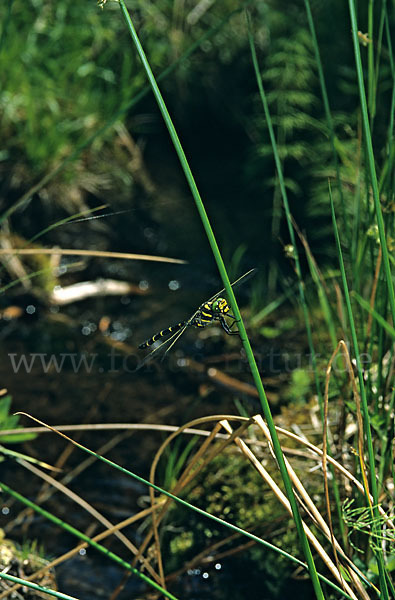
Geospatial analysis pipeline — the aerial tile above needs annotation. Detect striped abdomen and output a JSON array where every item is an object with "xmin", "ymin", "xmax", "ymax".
[{"xmin": 138, "ymin": 321, "xmax": 186, "ymax": 349}]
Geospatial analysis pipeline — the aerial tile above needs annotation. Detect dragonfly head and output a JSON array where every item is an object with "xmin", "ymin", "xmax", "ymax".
[{"xmin": 212, "ymin": 297, "xmax": 230, "ymax": 314}]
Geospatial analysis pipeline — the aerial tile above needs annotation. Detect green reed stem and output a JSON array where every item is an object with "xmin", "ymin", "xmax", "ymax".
[
  {"xmin": 378, "ymin": 387, "xmax": 395, "ymax": 495},
  {"xmin": 352, "ymin": 291, "xmax": 395, "ymax": 339},
  {"xmin": 303, "ymin": 0, "xmax": 349, "ymax": 241},
  {"xmin": 373, "ymin": 0, "xmax": 387, "ymax": 115},
  {"xmin": 0, "ymin": 482, "xmax": 179, "ymax": 600},
  {"xmin": 118, "ymin": 2, "xmax": 323, "ymax": 597},
  {"xmin": 381, "ymin": 14, "xmax": 395, "ymax": 200},
  {"xmin": 0, "ymin": 572, "xmax": 78, "ymax": 600},
  {"xmin": 246, "ymin": 11, "xmax": 322, "ymax": 410},
  {"xmin": 248, "ymin": 6, "xmax": 350, "ymax": 553},
  {"xmin": 2, "ymin": 427, "xmax": 355, "ymax": 599},
  {"xmin": 367, "ymin": 0, "xmax": 375, "ymax": 119},
  {"xmin": 348, "ymin": 0, "xmax": 395, "ymax": 329},
  {"xmin": 329, "ymin": 186, "xmax": 389, "ymax": 599}
]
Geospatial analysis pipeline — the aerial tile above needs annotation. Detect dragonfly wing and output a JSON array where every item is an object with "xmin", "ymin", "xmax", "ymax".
[
  {"xmin": 160, "ymin": 307, "xmax": 202, "ymax": 361},
  {"xmin": 136, "ymin": 327, "xmax": 186, "ymax": 370},
  {"xmin": 137, "ymin": 309, "xmax": 199, "ymax": 369},
  {"xmin": 161, "ymin": 323, "xmax": 189, "ymax": 361},
  {"xmin": 206, "ymin": 268, "xmax": 257, "ymax": 303}
]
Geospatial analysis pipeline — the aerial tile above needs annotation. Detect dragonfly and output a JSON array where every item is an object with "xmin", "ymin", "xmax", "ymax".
[{"xmin": 138, "ymin": 268, "xmax": 256, "ymax": 366}]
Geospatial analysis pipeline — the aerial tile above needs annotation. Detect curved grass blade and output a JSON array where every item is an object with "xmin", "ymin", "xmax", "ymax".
[
  {"xmin": 5, "ymin": 417, "xmax": 356, "ymax": 600},
  {"xmin": 0, "ymin": 482, "xmax": 179, "ymax": 600},
  {"xmin": 0, "ymin": 572, "xmax": 79, "ymax": 600}
]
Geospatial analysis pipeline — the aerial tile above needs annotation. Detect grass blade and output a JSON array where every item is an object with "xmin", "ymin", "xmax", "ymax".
[
  {"xmin": 329, "ymin": 184, "xmax": 389, "ymax": 599},
  {"xmin": 0, "ymin": 572, "xmax": 79, "ymax": 600},
  {"xmin": 348, "ymin": 0, "xmax": 395, "ymax": 329},
  {"xmin": 117, "ymin": 3, "xmax": 325, "ymax": 596},
  {"xmin": 303, "ymin": 0, "xmax": 349, "ymax": 240},
  {"xmin": 8, "ymin": 414, "xmax": 356, "ymax": 599},
  {"xmin": 0, "ymin": 481, "xmax": 180, "ymax": 600}
]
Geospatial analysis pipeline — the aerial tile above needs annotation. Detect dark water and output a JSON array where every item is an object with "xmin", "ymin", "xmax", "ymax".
[{"xmin": 0, "ymin": 236, "xmax": 308, "ymax": 599}]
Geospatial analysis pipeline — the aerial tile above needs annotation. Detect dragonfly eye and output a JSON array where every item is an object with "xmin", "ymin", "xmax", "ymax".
[{"xmin": 213, "ymin": 298, "xmax": 228, "ymax": 312}]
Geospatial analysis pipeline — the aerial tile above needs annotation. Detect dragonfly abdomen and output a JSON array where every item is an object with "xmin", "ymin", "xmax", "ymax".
[{"xmin": 138, "ymin": 321, "xmax": 187, "ymax": 349}]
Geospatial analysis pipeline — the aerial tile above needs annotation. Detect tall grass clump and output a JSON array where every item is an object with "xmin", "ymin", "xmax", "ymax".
[{"xmin": 246, "ymin": 0, "xmax": 394, "ymax": 597}]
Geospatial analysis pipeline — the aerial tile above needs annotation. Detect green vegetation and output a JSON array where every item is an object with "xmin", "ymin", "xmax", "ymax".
[
  {"xmin": 0, "ymin": 393, "xmax": 36, "ymax": 443},
  {"xmin": 0, "ymin": 0, "xmax": 394, "ymax": 599}
]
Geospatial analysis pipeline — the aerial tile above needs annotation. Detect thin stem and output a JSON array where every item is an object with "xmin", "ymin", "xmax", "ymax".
[
  {"xmin": 118, "ymin": 2, "xmax": 323, "ymax": 597},
  {"xmin": 367, "ymin": 0, "xmax": 375, "ymax": 119},
  {"xmin": 0, "ymin": 482, "xmax": 180, "ymax": 600},
  {"xmin": 303, "ymin": 0, "xmax": 349, "ymax": 240},
  {"xmin": 348, "ymin": 0, "xmax": 395, "ymax": 329},
  {"xmin": 330, "ymin": 185, "xmax": 389, "ymax": 599},
  {"xmin": 0, "ymin": 572, "xmax": 78, "ymax": 600}
]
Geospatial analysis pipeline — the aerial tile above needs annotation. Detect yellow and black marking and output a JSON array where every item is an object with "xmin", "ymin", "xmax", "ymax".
[
  {"xmin": 139, "ymin": 321, "xmax": 186, "ymax": 349},
  {"xmin": 139, "ymin": 298, "xmax": 235, "ymax": 349},
  {"xmin": 138, "ymin": 268, "xmax": 256, "ymax": 364}
]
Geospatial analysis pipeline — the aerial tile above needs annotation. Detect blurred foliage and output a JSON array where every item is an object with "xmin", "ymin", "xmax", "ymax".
[
  {"xmin": 0, "ymin": 394, "xmax": 36, "ymax": 443},
  {"xmin": 1, "ymin": 0, "xmax": 392, "ymax": 275},
  {"xmin": 284, "ymin": 367, "xmax": 311, "ymax": 403},
  {"xmin": 0, "ymin": 0, "xmax": 262, "ymax": 175},
  {"xmin": 0, "ymin": 529, "xmax": 55, "ymax": 597},
  {"xmin": 1, "ymin": 1, "xmax": 133, "ymax": 170}
]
